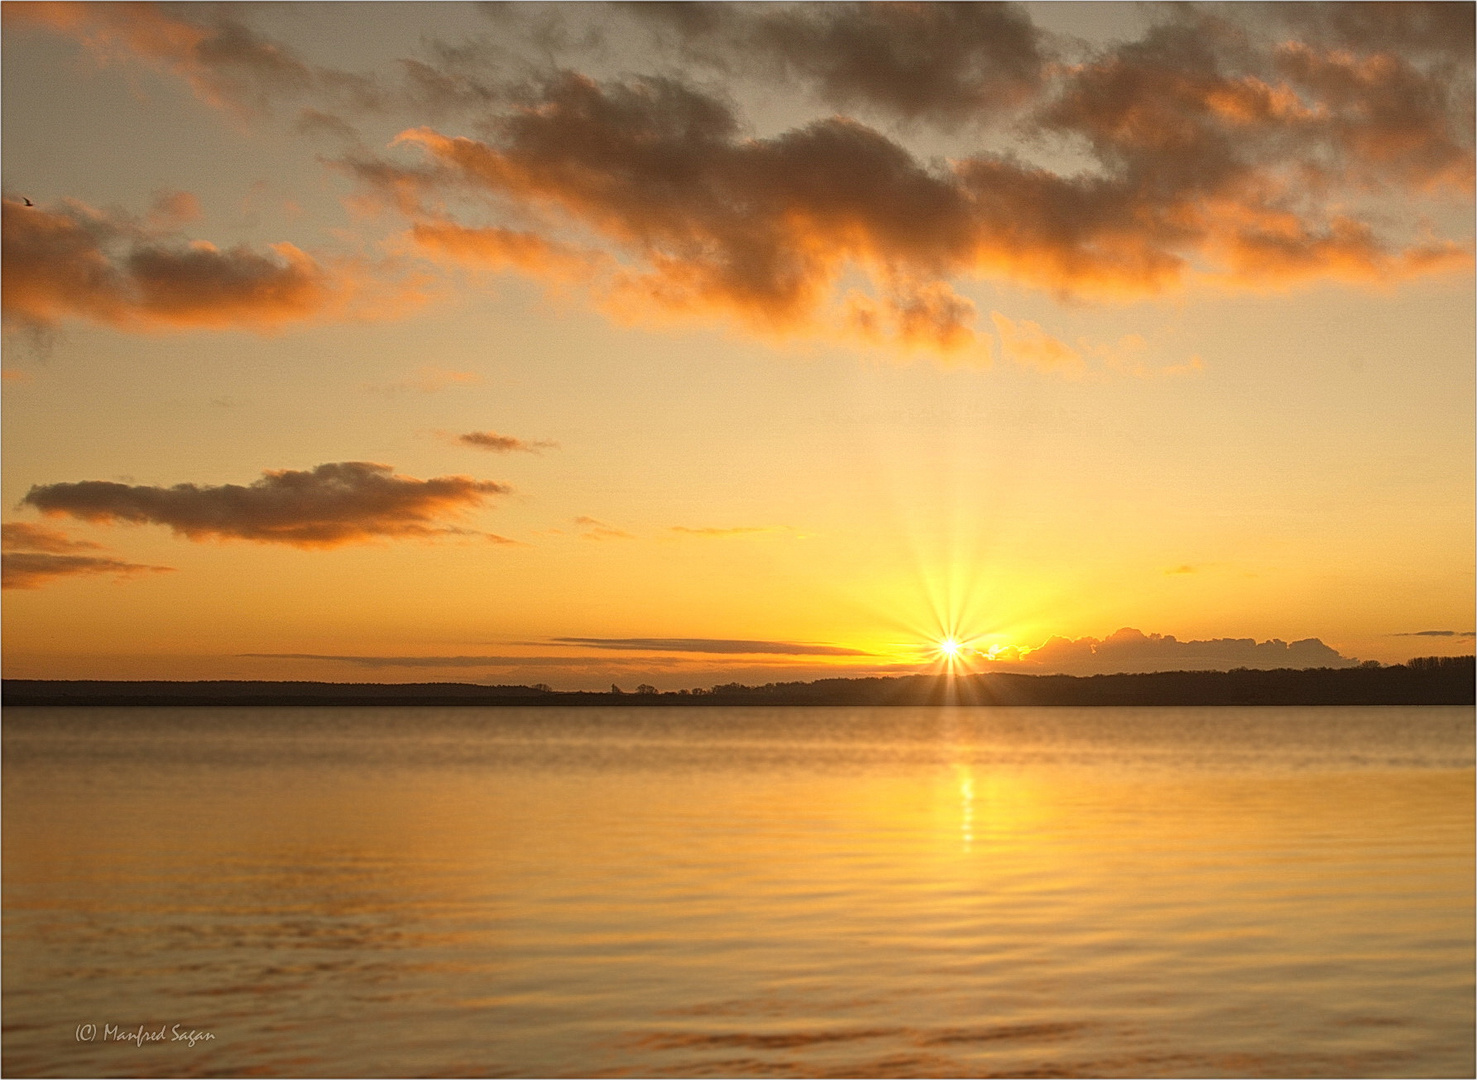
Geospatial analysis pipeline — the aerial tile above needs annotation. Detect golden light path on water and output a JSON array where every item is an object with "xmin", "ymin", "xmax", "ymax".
[{"xmin": 5, "ymin": 705, "xmax": 1471, "ymax": 1077}]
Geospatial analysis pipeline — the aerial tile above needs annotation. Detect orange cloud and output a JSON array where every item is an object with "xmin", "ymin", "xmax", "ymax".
[
  {"xmin": 22, "ymin": 2, "xmax": 1468, "ymax": 347},
  {"xmin": 345, "ymin": 50, "xmax": 1467, "ymax": 350},
  {"xmin": 1201, "ymin": 206, "xmax": 1471, "ymax": 289},
  {"xmin": 844, "ymin": 279, "xmax": 984, "ymax": 357},
  {"xmin": 985, "ymin": 316, "xmax": 1196, "ymax": 379},
  {"xmin": 989, "ymin": 312, "xmax": 1085, "ymax": 374},
  {"xmin": 1, "ymin": 198, "xmax": 415, "ymax": 333},
  {"xmin": 384, "ymin": 103, "xmax": 992, "ymax": 326},
  {"xmin": 20, "ymin": 462, "xmax": 510, "ymax": 548},
  {"xmin": 408, "ymin": 222, "xmax": 605, "ymax": 282}
]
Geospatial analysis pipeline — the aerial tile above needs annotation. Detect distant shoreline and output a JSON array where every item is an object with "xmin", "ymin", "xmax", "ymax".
[{"xmin": 5, "ymin": 659, "xmax": 1473, "ymax": 707}]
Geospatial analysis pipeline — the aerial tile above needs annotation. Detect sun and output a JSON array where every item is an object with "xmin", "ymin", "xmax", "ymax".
[{"xmin": 923, "ymin": 633, "xmax": 996, "ymax": 673}]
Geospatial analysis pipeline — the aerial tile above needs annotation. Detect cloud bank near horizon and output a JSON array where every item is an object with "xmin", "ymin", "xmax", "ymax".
[
  {"xmin": 996, "ymin": 627, "xmax": 1359, "ymax": 676},
  {"xmin": 237, "ymin": 625, "xmax": 1369, "ymax": 689}
]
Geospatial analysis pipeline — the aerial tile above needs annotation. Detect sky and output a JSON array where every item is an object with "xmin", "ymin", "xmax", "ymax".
[{"xmin": 2, "ymin": 1, "xmax": 1473, "ymax": 689}]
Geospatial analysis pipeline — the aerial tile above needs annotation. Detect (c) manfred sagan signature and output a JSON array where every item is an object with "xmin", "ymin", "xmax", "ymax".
[{"xmin": 75, "ymin": 1023, "xmax": 216, "ymax": 1048}]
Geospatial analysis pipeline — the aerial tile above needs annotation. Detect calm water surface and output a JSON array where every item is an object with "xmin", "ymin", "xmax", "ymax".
[{"xmin": 3, "ymin": 705, "xmax": 1473, "ymax": 1077}]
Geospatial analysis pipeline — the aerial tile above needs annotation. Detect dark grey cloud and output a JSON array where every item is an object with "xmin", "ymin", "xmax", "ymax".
[
  {"xmin": 14, "ymin": 1, "xmax": 1046, "ymax": 130},
  {"xmin": 3, "ymin": 2, "xmax": 386, "ymax": 119},
  {"xmin": 1268, "ymin": 2, "xmax": 1476, "ymax": 64},
  {"xmin": 1040, "ymin": 4, "xmax": 1474, "ymax": 198},
  {"xmin": 1394, "ymin": 629, "xmax": 1477, "ymax": 638},
  {"xmin": 22, "ymin": 461, "xmax": 509, "ymax": 548},
  {"xmin": 627, "ymin": 2, "xmax": 1047, "ymax": 125},
  {"xmin": 396, "ymin": 47, "xmax": 511, "ymax": 118},
  {"xmin": 550, "ymin": 637, "xmax": 871, "ymax": 656}
]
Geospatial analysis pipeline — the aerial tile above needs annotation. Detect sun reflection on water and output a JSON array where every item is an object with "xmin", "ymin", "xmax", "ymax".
[
  {"xmin": 3, "ymin": 706, "xmax": 1471, "ymax": 1078},
  {"xmin": 956, "ymin": 764, "xmax": 975, "ymax": 852}
]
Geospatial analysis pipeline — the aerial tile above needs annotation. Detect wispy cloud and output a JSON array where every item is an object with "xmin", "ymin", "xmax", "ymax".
[
  {"xmin": 239, "ymin": 651, "xmax": 824, "ymax": 670},
  {"xmin": 367, "ymin": 367, "xmax": 482, "ymax": 394},
  {"xmin": 22, "ymin": 461, "xmax": 509, "ymax": 548},
  {"xmin": 2, "ymin": 522, "xmax": 104, "ymax": 554},
  {"xmin": 574, "ymin": 516, "xmax": 634, "ymax": 541},
  {"xmin": 1393, "ymin": 629, "xmax": 1477, "ymax": 638},
  {"xmin": 668, "ymin": 525, "xmax": 774, "ymax": 537},
  {"xmin": 456, "ymin": 430, "xmax": 557, "ymax": 453},
  {"xmin": 549, "ymin": 637, "xmax": 871, "ymax": 656},
  {"xmin": 1, "ymin": 521, "xmax": 171, "ymax": 589},
  {"xmin": 242, "ymin": 653, "xmax": 573, "ymax": 669},
  {"xmin": 2, "ymin": 552, "xmax": 174, "ymax": 590},
  {"xmin": 990, "ymin": 312, "xmax": 1086, "ymax": 375}
]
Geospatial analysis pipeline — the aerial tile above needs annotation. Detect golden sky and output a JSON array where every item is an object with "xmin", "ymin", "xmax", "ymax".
[{"xmin": 3, "ymin": 2, "xmax": 1473, "ymax": 687}]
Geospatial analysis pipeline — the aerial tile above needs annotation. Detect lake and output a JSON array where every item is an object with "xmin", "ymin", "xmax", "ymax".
[{"xmin": 3, "ymin": 705, "xmax": 1472, "ymax": 1077}]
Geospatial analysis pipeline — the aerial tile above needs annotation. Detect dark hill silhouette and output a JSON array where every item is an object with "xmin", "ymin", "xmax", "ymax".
[{"xmin": 4, "ymin": 657, "xmax": 1472, "ymax": 707}]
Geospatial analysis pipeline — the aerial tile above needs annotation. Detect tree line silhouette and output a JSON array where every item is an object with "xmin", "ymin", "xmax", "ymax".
[{"xmin": 5, "ymin": 657, "xmax": 1471, "ymax": 707}]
